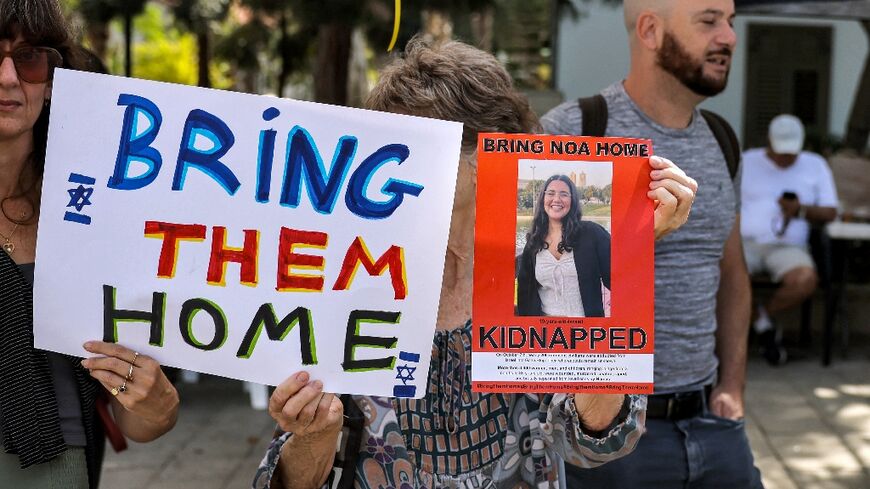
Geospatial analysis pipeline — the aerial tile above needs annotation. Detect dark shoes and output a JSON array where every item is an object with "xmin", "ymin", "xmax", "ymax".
[{"xmin": 758, "ymin": 328, "xmax": 788, "ymax": 366}]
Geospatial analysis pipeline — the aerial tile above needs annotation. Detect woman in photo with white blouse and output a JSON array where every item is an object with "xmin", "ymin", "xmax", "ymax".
[{"xmin": 517, "ymin": 174, "xmax": 611, "ymax": 317}]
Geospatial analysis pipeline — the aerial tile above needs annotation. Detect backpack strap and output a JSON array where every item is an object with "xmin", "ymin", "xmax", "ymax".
[
  {"xmin": 578, "ymin": 97, "xmax": 740, "ymax": 180},
  {"xmin": 700, "ymin": 109, "xmax": 740, "ymax": 181},
  {"xmin": 578, "ymin": 94, "xmax": 608, "ymax": 137}
]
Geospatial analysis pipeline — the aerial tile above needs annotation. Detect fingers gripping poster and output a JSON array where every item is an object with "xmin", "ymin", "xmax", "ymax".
[
  {"xmin": 472, "ymin": 134, "xmax": 655, "ymax": 394},
  {"xmin": 34, "ymin": 70, "xmax": 462, "ymax": 398}
]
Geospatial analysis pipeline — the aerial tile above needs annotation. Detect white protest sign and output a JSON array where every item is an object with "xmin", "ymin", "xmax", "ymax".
[{"xmin": 34, "ymin": 69, "xmax": 462, "ymax": 398}]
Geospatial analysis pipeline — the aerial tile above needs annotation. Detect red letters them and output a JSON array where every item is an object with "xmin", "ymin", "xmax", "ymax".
[
  {"xmin": 333, "ymin": 236, "xmax": 407, "ymax": 300},
  {"xmin": 144, "ymin": 221, "xmax": 207, "ymax": 278},
  {"xmin": 207, "ymin": 226, "xmax": 259, "ymax": 287},
  {"xmin": 276, "ymin": 227, "xmax": 328, "ymax": 292}
]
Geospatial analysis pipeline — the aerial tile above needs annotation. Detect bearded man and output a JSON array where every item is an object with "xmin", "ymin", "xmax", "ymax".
[{"xmin": 542, "ymin": 1, "xmax": 764, "ymax": 487}]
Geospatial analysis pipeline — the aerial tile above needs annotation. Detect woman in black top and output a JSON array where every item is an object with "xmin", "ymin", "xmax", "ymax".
[
  {"xmin": 517, "ymin": 174, "xmax": 611, "ymax": 317},
  {"xmin": 0, "ymin": 2, "xmax": 179, "ymax": 487}
]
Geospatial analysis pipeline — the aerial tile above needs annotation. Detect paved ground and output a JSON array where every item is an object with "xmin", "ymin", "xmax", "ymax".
[
  {"xmin": 746, "ymin": 355, "xmax": 870, "ymax": 489},
  {"xmin": 101, "ymin": 342, "xmax": 870, "ymax": 489},
  {"xmin": 100, "ymin": 378, "xmax": 275, "ymax": 489}
]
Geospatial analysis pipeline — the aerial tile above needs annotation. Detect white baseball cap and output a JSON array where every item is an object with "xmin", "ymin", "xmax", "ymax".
[{"xmin": 768, "ymin": 114, "xmax": 805, "ymax": 155}]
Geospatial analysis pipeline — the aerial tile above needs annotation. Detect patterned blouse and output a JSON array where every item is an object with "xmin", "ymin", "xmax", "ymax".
[{"xmin": 253, "ymin": 322, "xmax": 646, "ymax": 489}]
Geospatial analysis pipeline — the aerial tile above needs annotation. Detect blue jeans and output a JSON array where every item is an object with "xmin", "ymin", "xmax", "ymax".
[{"xmin": 566, "ymin": 408, "xmax": 764, "ymax": 488}]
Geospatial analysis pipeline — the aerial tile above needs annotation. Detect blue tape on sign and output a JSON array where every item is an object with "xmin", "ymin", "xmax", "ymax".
[
  {"xmin": 64, "ymin": 212, "xmax": 91, "ymax": 225},
  {"xmin": 393, "ymin": 385, "xmax": 416, "ymax": 398},
  {"xmin": 399, "ymin": 351, "xmax": 420, "ymax": 363},
  {"xmin": 68, "ymin": 173, "xmax": 96, "ymax": 185}
]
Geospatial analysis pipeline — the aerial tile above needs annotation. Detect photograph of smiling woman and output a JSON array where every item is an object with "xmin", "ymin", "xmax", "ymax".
[{"xmin": 516, "ymin": 173, "xmax": 612, "ymax": 318}]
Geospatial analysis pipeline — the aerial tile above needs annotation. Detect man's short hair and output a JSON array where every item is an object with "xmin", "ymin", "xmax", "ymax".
[{"xmin": 623, "ymin": 0, "xmax": 673, "ymax": 33}]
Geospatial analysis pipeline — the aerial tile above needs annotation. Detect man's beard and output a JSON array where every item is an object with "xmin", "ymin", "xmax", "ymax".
[{"xmin": 656, "ymin": 31, "xmax": 730, "ymax": 97}]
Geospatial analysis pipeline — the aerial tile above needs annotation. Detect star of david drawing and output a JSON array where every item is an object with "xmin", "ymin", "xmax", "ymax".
[
  {"xmin": 395, "ymin": 364, "xmax": 416, "ymax": 385},
  {"xmin": 67, "ymin": 185, "xmax": 94, "ymax": 211}
]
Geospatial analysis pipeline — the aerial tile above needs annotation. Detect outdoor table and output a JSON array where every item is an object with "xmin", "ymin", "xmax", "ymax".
[{"xmin": 823, "ymin": 221, "xmax": 870, "ymax": 365}]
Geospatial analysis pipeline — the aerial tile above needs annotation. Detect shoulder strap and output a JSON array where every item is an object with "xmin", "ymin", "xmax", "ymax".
[
  {"xmin": 578, "ymin": 97, "xmax": 740, "ymax": 179},
  {"xmin": 578, "ymin": 94, "xmax": 608, "ymax": 137},
  {"xmin": 700, "ymin": 109, "xmax": 740, "ymax": 180}
]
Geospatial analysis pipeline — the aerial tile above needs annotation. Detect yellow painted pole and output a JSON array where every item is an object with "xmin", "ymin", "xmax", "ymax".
[{"xmin": 387, "ymin": 0, "xmax": 401, "ymax": 51}]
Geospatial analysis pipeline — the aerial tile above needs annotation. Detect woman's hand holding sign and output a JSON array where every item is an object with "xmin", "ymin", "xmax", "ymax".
[
  {"xmin": 81, "ymin": 341, "xmax": 179, "ymax": 442},
  {"xmin": 269, "ymin": 371, "xmax": 344, "ymax": 489},
  {"xmin": 573, "ymin": 393, "xmax": 627, "ymax": 433},
  {"xmin": 647, "ymin": 155, "xmax": 698, "ymax": 240}
]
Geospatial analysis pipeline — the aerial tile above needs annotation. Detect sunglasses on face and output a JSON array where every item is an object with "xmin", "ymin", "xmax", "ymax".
[{"xmin": 0, "ymin": 46, "xmax": 63, "ymax": 84}]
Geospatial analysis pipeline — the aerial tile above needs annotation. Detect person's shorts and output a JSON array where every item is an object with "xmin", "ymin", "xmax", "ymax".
[{"xmin": 743, "ymin": 240, "xmax": 814, "ymax": 282}]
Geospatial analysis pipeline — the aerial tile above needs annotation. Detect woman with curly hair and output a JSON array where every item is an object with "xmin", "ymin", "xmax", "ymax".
[{"xmin": 254, "ymin": 37, "xmax": 696, "ymax": 489}]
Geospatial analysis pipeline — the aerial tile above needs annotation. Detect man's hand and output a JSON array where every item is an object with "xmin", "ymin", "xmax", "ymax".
[
  {"xmin": 778, "ymin": 195, "xmax": 801, "ymax": 218},
  {"xmin": 709, "ymin": 385, "xmax": 744, "ymax": 420},
  {"xmin": 648, "ymin": 156, "xmax": 698, "ymax": 240}
]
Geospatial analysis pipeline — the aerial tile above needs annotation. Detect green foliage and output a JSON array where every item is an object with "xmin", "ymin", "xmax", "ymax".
[
  {"xmin": 171, "ymin": 0, "xmax": 232, "ymax": 31},
  {"xmin": 131, "ymin": 4, "xmax": 231, "ymax": 88},
  {"xmin": 134, "ymin": 33, "xmax": 199, "ymax": 85},
  {"xmin": 64, "ymin": 0, "xmax": 613, "ymax": 98},
  {"xmin": 583, "ymin": 185, "xmax": 596, "ymax": 200},
  {"xmin": 601, "ymin": 183, "xmax": 612, "ymax": 203},
  {"xmin": 295, "ymin": 0, "xmax": 363, "ymax": 25},
  {"xmin": 214, "ymin": 18, "xmax": 270, "ymax": 71},
  {"xmin": 222, "ymin": 0, "xmax": 317, "ymax": 94},
  {"xmin": 168, "ymin": 0, "xmax": 233, "ymax": 87},
  {"xmin": 581, "ymin": 184, "xmax": 612, "ymax": 205},
  {"xmin": 582, "ymin": 203, "xmax": 611, "ymax": 216},
  {"xmin": 78, "ymin": 0, "xmax": 148, "ymax": 23},
  {"xmin": 61, "ymin": 0, "xmax": 81, "ymax": 14},
  {"xmin": 517, "ymin": 180, "xmax": 541, "ymax": 214}
]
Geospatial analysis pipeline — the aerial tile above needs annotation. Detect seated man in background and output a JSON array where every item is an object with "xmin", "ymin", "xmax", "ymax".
[{"xmin": 741, "ymin": 114, "xmax": 838, "ymax": 365}]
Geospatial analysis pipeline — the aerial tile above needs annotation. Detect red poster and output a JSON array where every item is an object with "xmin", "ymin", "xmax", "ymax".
[{"xmin": 472, "ymin": 134, "xmax": 655, "ymax": 394}]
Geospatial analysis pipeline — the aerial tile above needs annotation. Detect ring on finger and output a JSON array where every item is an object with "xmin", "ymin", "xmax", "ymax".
[
  {"xmin": 131, "ymin": 351, "xmax": 140, "ymax": 367},
  {"xmin": 126, "ymin": 363, "xmax": 134, "ymax": 382}
]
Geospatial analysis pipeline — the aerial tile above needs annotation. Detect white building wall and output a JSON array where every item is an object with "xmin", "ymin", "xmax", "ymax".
[
  {"xmin": 555, "ymin": 1, "xmax": 868, "ymax": 141},
  {"xmin": 555, "ymin": 4, "xmax": 630, "ymax": 98}
]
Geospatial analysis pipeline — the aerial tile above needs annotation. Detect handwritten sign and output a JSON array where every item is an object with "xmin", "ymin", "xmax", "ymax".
[
  {"xmin": 34, "ymin": 70, "xmax": 462, "ymax": 397},
  {"xmin": 472, "ymin": 134, "xmax": 654, "ymax": 394}
]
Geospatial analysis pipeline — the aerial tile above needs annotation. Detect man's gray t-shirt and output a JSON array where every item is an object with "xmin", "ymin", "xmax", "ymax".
[{"xmin": 541, "ymin": 82, "xmax": 739, "ymax": 394}]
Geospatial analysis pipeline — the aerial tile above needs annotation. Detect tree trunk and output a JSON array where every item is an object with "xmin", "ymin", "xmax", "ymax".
[
  {"xmin": 277, "ymin": 9, "xmax": 289, "ymax": 98},
  {"xmin": 313, "ymin": 22, "xmax": 352, "ymax": 105},
  {"xmin": 347, "ymin": 28, "xmax": 369, "ymax": 108},
  {"xmin": 124, "ymin": 12, "xmax": 133, "ymax": 77},
  {"xmin": 198, "ymin": 29, "xmax": 211, "ymax": 88},
  {"xmin": 844, "ymin": 20, "xmax": 870, "ymax": 153}
]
